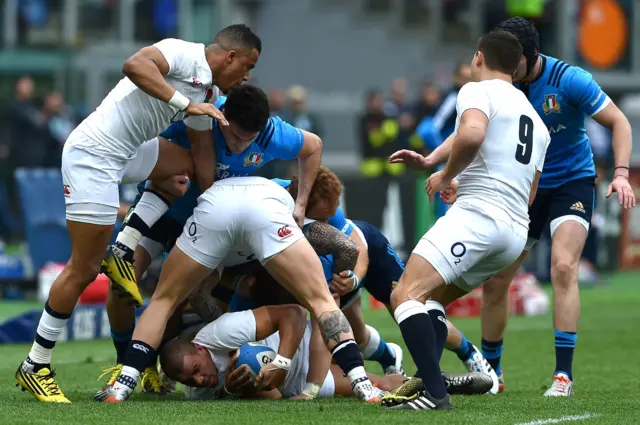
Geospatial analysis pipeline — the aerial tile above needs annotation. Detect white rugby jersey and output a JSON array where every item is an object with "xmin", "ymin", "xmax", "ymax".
[
  {"xmin": 75, "ymin": 38, "xmax": 218, "ymax": 159},
  {"xmin": 454, "ymin": 79, "xmax": 550, "ymax": 229},
  {"xmin": 185, "ymin": 310, "xmax": 311, "ymax": 400}
]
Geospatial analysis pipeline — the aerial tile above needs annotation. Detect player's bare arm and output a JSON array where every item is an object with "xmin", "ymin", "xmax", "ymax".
[
  {"xmin": 304, "ymin": 221, "xmax": 358, "ymax": 272},
  {"xmin": 254, "ymin": 305, "xmax": 308, "ymax": 391},
  {"xmin": 331, "ymin": 229, "xmax": 369, "ymax": 297},
  {"xmin": 592, "ymin": 102, "xmax": 636, "ymax": 209},
  {"xmin": 292, "ymin": 131, "xmax": 323, "ymax": 227},
  {"xmin": 186, "ymin": 127, "xmax": 217, "ymax": 191}
]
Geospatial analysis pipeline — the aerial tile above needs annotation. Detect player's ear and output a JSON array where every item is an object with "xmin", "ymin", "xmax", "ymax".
[
  {"xmin": 226, "ymin": 50, "xmax": 237, "ymax": 64},
  {"xmin": 474, "ymin": 51, "xmax": 483, "ymax": 68}
]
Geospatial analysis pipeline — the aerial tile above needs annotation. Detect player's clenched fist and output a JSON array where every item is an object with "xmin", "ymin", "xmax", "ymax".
[{"xmin": 186, "ymin": 102, "xmax": 229, "ymax": 126}]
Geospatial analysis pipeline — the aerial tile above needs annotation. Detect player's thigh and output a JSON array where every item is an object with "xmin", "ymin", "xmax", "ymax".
[
  {"xmin": 550, "ymin": 221, "xmax": 587, "ymax": 283},
  {"xmin": 121, "ymin": 137, "xmax": 160, "ymax": 184},
  {"xmin": 147, "ymin": 136, "xmax": 194, "ymax": 181},
  {"xmin": 482, "ymin": 249, "xmax": 528, "ymax": 304},
  {"xmin": 365, "ymin": 246, "xmax": 403, "ymax": 305},
  {"xmin": 62, "ymin": 141, "xmax": 122, "ymax": 226}
]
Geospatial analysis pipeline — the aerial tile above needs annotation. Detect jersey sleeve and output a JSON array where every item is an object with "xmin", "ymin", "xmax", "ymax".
[
  {"xmin": 456, "ymin": 83, "xmax": 492, "ymax": 120},
  {"xmin": 564, "ymin": 67, "xmax": 611, "ymax": 116},
  {"xmin": 184, "ymin": 115, "xmax": 213, "ymax": 131},
  {"xmin": 266, "ymin": 117, "xmax": 304, "ymax": 160},
  {"xmin": 327, "ymin": 206, "xmax": 354, "ymax": 236},
  {"xmin": 192, "ymin": 310, "xmax": 257, "ymax": 351},
  {"xmin": 153, "ymin": 38, "xmax": 200, "ymax": 80},
  {"xmin": 319, "ymin": 255, "xmax": 334, "ymax": 282}
]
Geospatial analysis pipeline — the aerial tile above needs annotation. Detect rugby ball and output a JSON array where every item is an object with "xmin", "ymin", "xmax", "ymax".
[{"xmin": 236, "ymin": 342, "xmax": 276, "ymax": 376}]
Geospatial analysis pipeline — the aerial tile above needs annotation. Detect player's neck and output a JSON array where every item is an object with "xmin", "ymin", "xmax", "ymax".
[
  {"xmin": 520, "ymin": 57, "xmax": 543, "ymax": 84},
  {"xmin": 205, "ymin": 45, "xmax": 224, "ymax": 80},
  {"xmin": 477, "ymin": 69, "xmax": 513, "ymax": 84}
]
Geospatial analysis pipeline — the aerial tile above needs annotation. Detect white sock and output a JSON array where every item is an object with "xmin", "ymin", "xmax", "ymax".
[
  {"xmin": 120, "ymin": 365, "xmax": 141, "ymax": 382},
  {"xmin": 347, "ymin": 365, "xmax": 368, "ymax": 385},
  {"xmin": 134, "ymin": 191, "xmax": 170, "ymax": 228},
  {"xmin": 362, "ymin": 325, "xmax": 381, "ymax": 359},
  {"xmin": 28, "ymin": 310, "xmax": 69, "ymax": 365}
]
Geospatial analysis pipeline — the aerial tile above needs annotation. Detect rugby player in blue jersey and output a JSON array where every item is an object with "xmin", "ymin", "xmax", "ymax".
[
  {"xmin": 98, "ymin": 85, "xmax": 322, "ymax": 394},
  {"xmin": 102, "ymin": 84, "xmax": 321, "ymax": 307},
  {"xmin": 438, "ymin": 18, "xmax": 636, "ymax": 396}
]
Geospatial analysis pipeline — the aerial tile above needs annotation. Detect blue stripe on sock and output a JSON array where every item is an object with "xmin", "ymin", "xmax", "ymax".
[
  {"xmin": 554, "ymin": 330, "xmax": 577, "ymax": 348},
  {"xmin": 111, "ymin": 326, "xmax": 134, "ymax": 341}
]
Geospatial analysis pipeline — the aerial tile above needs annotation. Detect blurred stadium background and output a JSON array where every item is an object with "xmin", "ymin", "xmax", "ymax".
[{"xmin": 0, "ymin": 0, "xmax": 639, "ymax": 385}]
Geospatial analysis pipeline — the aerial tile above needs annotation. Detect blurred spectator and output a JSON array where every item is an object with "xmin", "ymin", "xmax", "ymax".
[
  {"xmin": 268, "ymin": 88, "xmax": 287, "ymax": 118},
  {"xmin": 413, "ymin": 80, "xmax": 441, "ymax": 123},
  {"xmin": 6, "ymin": 77, "xmax": 50, "ymax": 169},
  {"xmin": 384, "ymin": 77, "xmax": 411, "ymax": 117},
  {"xmin": 286, "ymin": 85, "xmax": 322, "ymax": 137},
  {"xmin": 42, "ymin": 91, "xmax": 75, "ymax": 167}
]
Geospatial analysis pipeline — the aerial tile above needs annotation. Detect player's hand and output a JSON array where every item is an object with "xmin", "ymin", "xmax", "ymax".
[
  {"xmin": 439, "ymin": 178, "xmax": 459, "ymax": 205},
  {"xmin": 389, "ymin": 149, "xmax": 432, "ymax": 170},
  {"xmin": 256, "ymin": 362, "xmax": 287, "ymax": 392},
  {"xmin": 290, "ymin": 393, "xmax": 315, "ymax": 400},
  {"xmin": 330, "ymin": 270, "xmax": 357, "ymax": 296},
  {"xmin": 185, "ymin": 102, "xmax": 229, "ymax": 126},
  {"xmin": 226, "ymin": 352, "xmax": 256, "ymax": 394},
  {"xmin": 293, "ymin": 203, "xmax": 306, "ymax": 228},
  {"xmin": 425, "ymin": 170, "xmax": 453, "ymax": 202},
  {"xmin": 607, "ymin": 175, "xmax": 636, "ymax": 209},
  {"xmin": 155, "ymin": 174, "xmax": 190, "ymax": 197}
]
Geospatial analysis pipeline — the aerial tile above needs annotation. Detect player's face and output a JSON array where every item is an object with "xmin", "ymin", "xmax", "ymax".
[
  {"xmin": 306, "ymin": 198, "xmax": 339, "ymax": 222},
  {"xmin": 217, "ymin": 49, "xmax": 260, "ymax": 94},
  {"xmin": 178, "ymin": 345, "xmax": 219, "ymax": 388},
  {"xmin": 222, "ymin": 120, "xmax": 259, "ymax": 153}
]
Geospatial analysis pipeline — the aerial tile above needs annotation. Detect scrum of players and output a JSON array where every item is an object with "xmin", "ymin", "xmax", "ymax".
[{"xmin": 15, "ymin": 17, "xmax": 635, "ymax": 413}]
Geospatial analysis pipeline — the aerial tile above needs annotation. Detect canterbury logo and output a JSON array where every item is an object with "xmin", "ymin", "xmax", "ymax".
[
  {"xmin": 277, "ymin": 225, "xmax": 292, "ymax": 239},
  {"xmin": 132, "ymin": 343, "xmax": 149, "ymax": 354},
  {"xmin": 570, "ymin": 202, "xmax": 585, "ymax": 213}
]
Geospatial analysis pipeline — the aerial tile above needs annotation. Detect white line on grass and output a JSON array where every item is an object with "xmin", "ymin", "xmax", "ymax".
[{"xmin": 515, "ymin": 413, "xmax": 598, "ymax": 425}]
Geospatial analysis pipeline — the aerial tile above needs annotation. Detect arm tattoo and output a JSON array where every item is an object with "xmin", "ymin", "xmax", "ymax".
[
  {"xmin": 304, "ymin": 221, "xmax": 358, "ymax": 272},
  {"xmin": 188, "ymin": 281, "xmax": 222, "ymax": 323},
  {"xmin": 317, "ymin": 310, "xmax": 352, "ymax": 346}
]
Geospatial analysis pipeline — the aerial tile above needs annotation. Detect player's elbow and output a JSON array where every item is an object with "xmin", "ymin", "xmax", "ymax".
[
  {"xmin": 301, "ymin": 133, "xmax": 323, "ymax": 158},
  {"xmin": 122, "ymin": 54, "xmax": 142, "ymax": 78}
]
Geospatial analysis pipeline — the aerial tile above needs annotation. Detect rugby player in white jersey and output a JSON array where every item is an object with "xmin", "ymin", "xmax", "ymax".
[
  {"xmin": 15, "ymin": 24, "xmax": 262, "ymax": 403},
  {"xmin": 95, "ymin": 177, "xmax": 384, "ymax": 403},
  {"xmin": 158, "ymin": 305, "xmax": 406, "ymax": 401},
  {"xmin": 380, "ymin": 30, "xmax": 550, "ymax": 411}
]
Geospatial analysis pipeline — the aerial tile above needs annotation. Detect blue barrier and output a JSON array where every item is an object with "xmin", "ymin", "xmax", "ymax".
[{"xmin": 0, "ymin": 304, "xmax": 147, "ymax": 344}]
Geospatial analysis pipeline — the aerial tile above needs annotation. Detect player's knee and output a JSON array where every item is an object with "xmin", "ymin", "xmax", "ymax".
[
  {"xmin": 551, "ymin": 257, "xmax": 578, "ymax": 287},
  {"xmin": 389, "ymin": 285, "xmax": 406, "ymax": 312},
  {"xmin": 286, "ymin": 304, "xmax": 308, "ymax": 323},
  {"xmin": 66, "ymin": 257, "xmax": 102, "ymax": 287}
]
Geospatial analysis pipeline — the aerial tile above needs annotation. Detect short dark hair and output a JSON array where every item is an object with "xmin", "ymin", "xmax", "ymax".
[
  {"xmin": 495, "ymin": 17, "xmax": 539, "ymax": 74},
  {"xmin": 224, "ymin": 84, "xmax": 270, "ymax": 132},
  {"xmin": 159, "ymin": 338, "xmax": 198, "ymax": 382},
  {"xmin": 215, "ymin": 24, "xmax": 262, "ymax": 54},
  {"xmin": 477, "ymin": 30, "xmax": 523, "ymax": 75}
]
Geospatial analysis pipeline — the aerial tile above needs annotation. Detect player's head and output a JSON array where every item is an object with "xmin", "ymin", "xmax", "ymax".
[
  {"xmin": 471, "ymin": 30, "xmax": 523, "ymax": 80},
  {"xmin": 209, "ymin": 24, "xmax": 262, "ymax": 93},
  {"xmin": 289, "ymin": 166, "xmax": 343, "ymax": 221},
  {"xmin": 222, "ymin": 84, "xmax": 270, "ymax": 153},
  {"xmin": 494, "ymin": 17, "xmax": 540, "ymax": 82},
  {"xmin": 159, "ymin": 339, "xmax": 219, "ymax": 388}
]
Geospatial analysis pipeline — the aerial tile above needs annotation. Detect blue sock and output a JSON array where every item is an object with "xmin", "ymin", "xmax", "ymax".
[
  {"xmin": 453, "ymin": 333, "xmax": 475, "ymax": 362},
  {"xmin": 481, "ymin": 338, "xmax": 503, "ymax": 375},
  {"xmin": 363, "ymin": 325, "xmax": 397, "ymax": 368},
  {"xmin": 111, "ymin": 326, "xmax": 134, "ymax": 364},
  {"xmin": 554, "ymin": 330, "xmax": 577, "ymax": 380}
]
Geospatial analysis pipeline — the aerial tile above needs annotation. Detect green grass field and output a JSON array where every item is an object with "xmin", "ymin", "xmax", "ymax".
[{"xmin": 1, "ymin": 272, "xmax": 639, "ymax": 425}]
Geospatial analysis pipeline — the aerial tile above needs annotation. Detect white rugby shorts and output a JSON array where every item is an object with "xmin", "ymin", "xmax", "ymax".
[
  {"xmin": 62, "ymin": 130, "xmax": 159, "ymax": 225},
  {"xmin": 413, "ymin": 199, "xmax": 527, "ymax": 292},
  {"xmin": 176, "ymin": 177, "xmax": 304, "ymax": 271}
]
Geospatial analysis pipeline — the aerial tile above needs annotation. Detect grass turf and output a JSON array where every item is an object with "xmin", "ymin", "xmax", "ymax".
[{"xmin": 1, "ymin": 272, "xmax": 639, "ymax": 425}]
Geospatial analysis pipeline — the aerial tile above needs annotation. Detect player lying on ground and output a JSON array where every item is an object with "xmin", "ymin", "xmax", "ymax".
[
  {"xmin": 381, "ymin": 30, "xmax": 550, "ymax": 411},
  {"xmin": 96, "ymin": 177, "xmax": 384, "ymax": 403},
  {"xmin": 159, "ymin": 305, "xmax": 406, "ymax": 400},
  {"xmin": 16, "ymin": 24, "xmax": 263, "ymax": 404},
  {"xmin": 104, "ymin": 83, "xmax": 322, "ymax": 307},
  {"xmin": 437, "ymin": 17, "xmax": 636, "ymax": 396}
]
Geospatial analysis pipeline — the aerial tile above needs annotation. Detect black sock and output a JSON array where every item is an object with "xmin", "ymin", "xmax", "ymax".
[
  {"xmin": 124, "ymin": 340, "xmax": 156, "ymax": 373},
  {"xmin": 331, "ymin": 339, "xmax": 364, "ymax": 375},
  {"xmin": 111, "ymin": 326, "xmax": 134, "ymax": 365},
  {"xmin": 481, "ymin": 338, "xmax": 503, "ymax": 375},
  {"xmin": 554, "ymin": 330, "xmax": 577, "ymax": 380},
  {"xmin": 426, "ymin": 301, "xmax": 448, "ymax": 360},
  {"xmin": 395, "ymin": 300, "xmax": 447, "ymax": 399}
]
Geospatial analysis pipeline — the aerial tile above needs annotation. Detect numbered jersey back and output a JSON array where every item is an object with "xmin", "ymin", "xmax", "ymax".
[{"xmin": 455, "ymin": 80, "xmax": 550, "ymax": 228}]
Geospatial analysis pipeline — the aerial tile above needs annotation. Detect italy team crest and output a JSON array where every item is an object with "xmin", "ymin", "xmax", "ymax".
[
  {"xmin": 543, "ymin": 94, "xmax": 561, "ymax": 115},
  {"xmin": 244, "ymin": 152, "xmax": 264, "ymax": 167}
]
